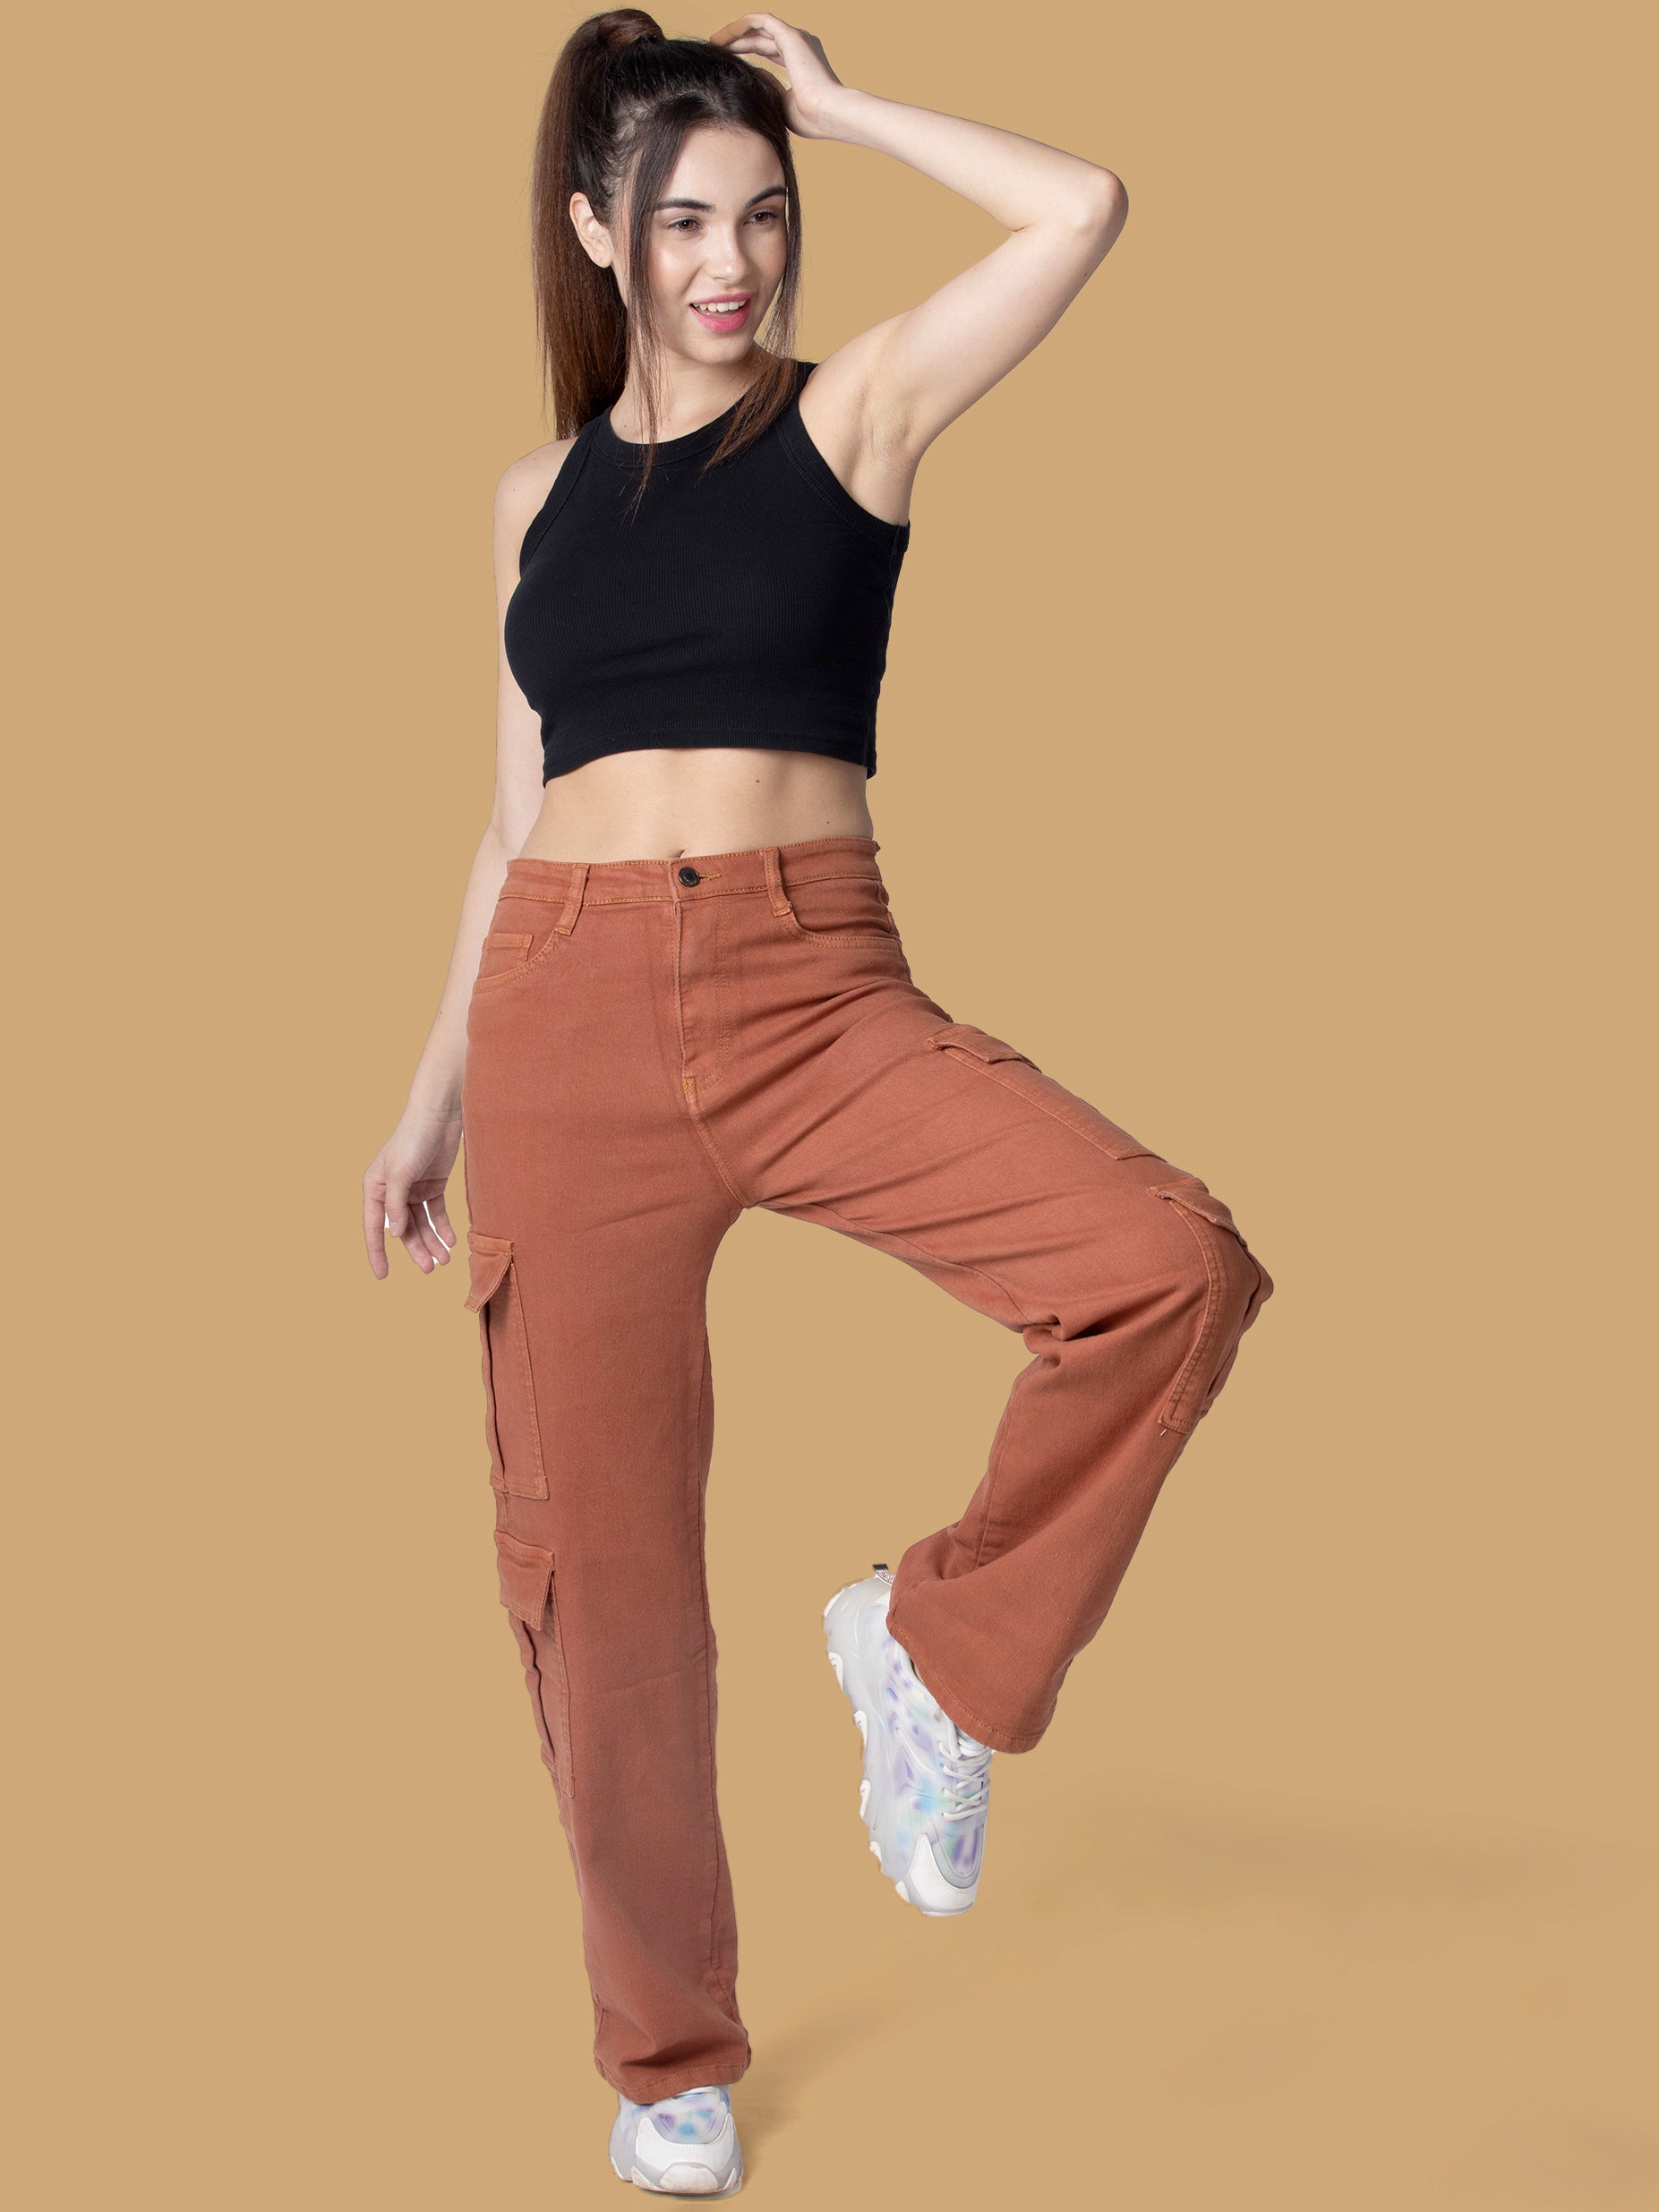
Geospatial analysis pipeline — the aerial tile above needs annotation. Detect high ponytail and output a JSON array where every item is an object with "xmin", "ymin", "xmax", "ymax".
[{"xmin": 531, "ymin": 9, "xmax": 803, "ymax": 484}]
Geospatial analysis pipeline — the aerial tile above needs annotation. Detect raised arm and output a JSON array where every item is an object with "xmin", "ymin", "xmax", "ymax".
[
  {"xmin": 361, "ymin": 443, "xmax": 568, "ymax": 1277},
  {"xmin": 710, "ymin": 14, "xmax": 1127, "ymax": 498}
]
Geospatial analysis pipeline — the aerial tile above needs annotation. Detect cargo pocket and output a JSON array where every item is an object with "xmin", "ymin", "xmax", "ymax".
[
  {"xmin": 1153, "ymin": 1178, "xmax": 1272, "ymax": 1433},
  {"xmin": 465, "ymin": 1231, "xmax": 549, "ymax": 1500},
  {"xmin": 494, "ymin": 1529, "xmax": 575, "ymax": 1797},
  {"xmin": 926, "ymin": 1022, "xmax": 1160, "ymax": 1163}
]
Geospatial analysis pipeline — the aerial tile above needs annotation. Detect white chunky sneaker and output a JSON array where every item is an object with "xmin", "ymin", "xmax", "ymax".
[
  {"xmin": 607, "ymin": 2082, "xmax": 742, "ymax": 2197},
  {"xmin": 823, "ymin": 1565, "xmax": 994, "ymax": 1915}
]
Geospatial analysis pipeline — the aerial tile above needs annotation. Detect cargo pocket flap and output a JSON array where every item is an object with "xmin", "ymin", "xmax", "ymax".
[
  {"xmin": 927, "ymin": 1022, "xmax": 1038, "ymax": 1068},
  {"xmin": 1155, "ymin": 1178, "xmax": 1244, "ymax": 1244},
  {"xmin": 493, "ymin": 1529, "xmax": 554, "ymax": 1627},
  {"xmin": 465, "ymin": 1231, "xmax": 514, "ymax": 1311}
]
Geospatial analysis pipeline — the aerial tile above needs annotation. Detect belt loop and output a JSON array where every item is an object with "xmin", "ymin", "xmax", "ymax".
[
  {"xmin": 554, "ymin": 860, "xmax": 589, "ymax": 935},
  {"xmin": 762, "ymin": 845, "xmax": 793, "ymax": 918}
]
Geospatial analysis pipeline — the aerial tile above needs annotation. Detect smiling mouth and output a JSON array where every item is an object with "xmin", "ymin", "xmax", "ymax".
[{"xmin": 691, "ymin": 295, "xmax": 754, "ymax": 329}]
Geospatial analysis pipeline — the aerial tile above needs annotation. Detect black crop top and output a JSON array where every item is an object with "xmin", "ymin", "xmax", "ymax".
[{"xmin": 503, "ymin": 359, "xmax": 911, "ymax": 782}]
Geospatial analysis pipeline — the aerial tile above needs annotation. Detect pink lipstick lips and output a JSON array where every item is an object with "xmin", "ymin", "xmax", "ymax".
[{"xmin": 690, "ymin": 294, "xmax": 754, "ymax": 335}]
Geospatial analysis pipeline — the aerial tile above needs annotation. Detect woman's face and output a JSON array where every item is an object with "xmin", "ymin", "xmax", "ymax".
[{"xmin": 580, "ymin": 124, "xmax": 789, "ymax": 362}]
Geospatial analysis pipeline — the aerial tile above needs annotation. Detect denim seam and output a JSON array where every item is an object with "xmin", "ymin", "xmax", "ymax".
[
  {"xmin": 1157, "ymin": 1195, "xmax": 1228, "ymax": 1432},
  {"xmin": 471, "ymin": 931, "xmax": 568, "ymax": 991},
  {"xmin": 936, "ymin": 1040, "xmax": 1158, "ymax": 1166},
  {"xmin": 671, "ymin": 897, "xmax": 755, "ymax": 1208},
  {"xmin": 600, "ymin": 2056, "xmax": 750, "ymax": 2099},
  {"xmin": 774, "ymin": 915, "xmax": 904, "ymax": 949},
  {"xmin": 969, "ymin": 1390, "xmax": 1022, "ymax": 1572},
  {"xmin": 502, "ymin": 1266, "xmax": 550, "ymax": 1497},
  {"xmin": 690, "ymin": 1320, "xmax": 726, "ymax": 1999},
  {"xmin": 783, "ymin": 1194, "xmax": 1042, "ymax": 1335},
  {"xmin": 711, "ymin": 895, "xmax": 731, "ymax": 1078},
  {"xmin": 684, "ymin": 1095, "xmax": 754, "ymax": 1208},
  {"xmin": 513, "ymin": 1616, "xmax": 568, "ymax": 1794},
  {"xmin": 548, "ymin": 1580, "xmax": 577, "ymax": 1798}
]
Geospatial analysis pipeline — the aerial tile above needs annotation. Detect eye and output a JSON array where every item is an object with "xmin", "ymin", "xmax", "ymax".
[{"xmin": 664, "ymin": 216, "xmax": 700, "ymax": 233}]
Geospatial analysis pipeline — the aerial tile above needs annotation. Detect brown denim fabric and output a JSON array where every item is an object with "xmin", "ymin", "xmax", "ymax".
[{"xmin": 459, "ymin": 835, "xmax": 1272, "ymax": 2101}]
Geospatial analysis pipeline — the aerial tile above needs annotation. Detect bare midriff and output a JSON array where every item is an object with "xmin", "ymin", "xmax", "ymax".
[{"xmin": 516, "ymin": 746, "xmax": 877, "ymax": 865}]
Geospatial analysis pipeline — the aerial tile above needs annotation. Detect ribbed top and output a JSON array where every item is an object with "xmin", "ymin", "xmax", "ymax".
[{"xmin": 504, "ymin": 359, "xmax": 911, "ymax": 782}]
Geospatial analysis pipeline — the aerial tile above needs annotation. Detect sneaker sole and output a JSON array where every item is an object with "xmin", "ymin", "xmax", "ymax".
[
  {"xmin": 611, "ymin": 2160, "xmax": 743, "ymax": 2197},
  {"xmin": 610, "ymin": 2147, "xmax": 744, "ymax": 2196},
  {"xmin": 823, "ymin": 1578, "xmax": 979, "ymax": 1917}
]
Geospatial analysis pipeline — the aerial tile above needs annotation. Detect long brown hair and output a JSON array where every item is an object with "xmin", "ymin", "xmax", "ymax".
[{"xmin": 532, "ymin": 9, "xmax": 803, "ymax": 490}]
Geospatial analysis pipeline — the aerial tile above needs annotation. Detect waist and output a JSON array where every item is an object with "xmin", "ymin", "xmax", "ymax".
[
  {"xmin": 518, "ymin": 743, "xmax": 875, "ymax": 867},
  {"xmin": 500, "ymin": 833, "xmax": 885, "ymax": 907}
]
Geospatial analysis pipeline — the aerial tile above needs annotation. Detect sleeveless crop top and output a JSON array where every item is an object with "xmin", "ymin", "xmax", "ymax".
[{"xmin": 503, "ymin": 359, "xmax": 911, "ymax": 782}]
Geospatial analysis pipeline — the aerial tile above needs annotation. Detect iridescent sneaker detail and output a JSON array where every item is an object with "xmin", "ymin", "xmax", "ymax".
[
  {"xmin": 606, "ymin": 2082, "xmax": 743, "ymax": 2197},
  {"xmin": 822, "ymin": 1566, "xmax": 995, "ymax": 1915}
]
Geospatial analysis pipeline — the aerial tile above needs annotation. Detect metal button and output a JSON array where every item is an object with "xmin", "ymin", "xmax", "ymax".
[{"xmin": 678, "ymin": 866, "xmax": 701, "ymax": 885}]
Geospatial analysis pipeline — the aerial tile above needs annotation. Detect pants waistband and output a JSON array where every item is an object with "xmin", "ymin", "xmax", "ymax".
[{"xmin": 500, "ymin": 835, "xmax": 884, "ymax": 932}]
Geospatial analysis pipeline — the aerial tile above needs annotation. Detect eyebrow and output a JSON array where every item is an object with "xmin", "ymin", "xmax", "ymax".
[{"xmin": 651, "ymin": 184, "xmax": 788, "ymax": 213}]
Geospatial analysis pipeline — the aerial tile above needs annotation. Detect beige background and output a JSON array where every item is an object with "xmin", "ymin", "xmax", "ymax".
[{"xmin": 8, "ymin": 2, "xmax": 1655, "ymax": 2204}]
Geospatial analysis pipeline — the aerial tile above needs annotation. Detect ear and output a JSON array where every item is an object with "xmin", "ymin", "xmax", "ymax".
[{"xmin": 569, "ymin": 192, "xmax": 613, "ymax": 269}]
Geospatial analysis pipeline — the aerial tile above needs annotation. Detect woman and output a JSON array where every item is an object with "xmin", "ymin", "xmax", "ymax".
[{"xmin": 363, "ymin": 11, "xmax": 1271, "ymax": 2195}]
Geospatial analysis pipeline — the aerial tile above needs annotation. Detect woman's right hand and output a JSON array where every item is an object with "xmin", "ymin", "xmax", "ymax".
[
  {"xmin": 363, "ymin": 1105, "xmax": 464, "ymax": 1279},
  {"xmin": 708, "ymin": 15, "xmax": 847, "ymax": 139}
]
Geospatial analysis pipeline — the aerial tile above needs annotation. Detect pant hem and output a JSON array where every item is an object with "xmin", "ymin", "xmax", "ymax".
[
  {"xmin": 596, "ymin": 2054, "xmax": 752, "ymax": 2102},
  {"xmin": 883, "ymin": 1615, "xmax": 1052, "ymax": 1754}
]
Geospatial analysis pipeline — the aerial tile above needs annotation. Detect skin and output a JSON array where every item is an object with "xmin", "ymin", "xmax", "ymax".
[{"xmin": 363, "ymin": 13, "xmax": 1127, "ymax": 1278}]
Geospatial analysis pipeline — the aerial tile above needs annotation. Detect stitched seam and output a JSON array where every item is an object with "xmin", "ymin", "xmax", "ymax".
[
  {"xmin": 1159, "ymin": 1198, "xmax": 1227, "ymax": 1431},
  {"xmin": 692, "ymin": 1322, "xmax": 724, "ymax": 1989},
  {"xmin": 778, "ymin": 1192, "xmax": 1041, "ymax": 1332},
  {"xmin": 472, "ymin": 930, "xmax": 568, "ymax": 990},
  {"xmin": 603, "ymin": 2058, "xmax": 750, "ymax": 2098},
  {"xmin": 493, "ymin": 874, "xmax": 880, "ymax": 910},
  {"xmin": 710, "ymin": 894, "xmax": 730, "ymax": 1080},
  {"xmin": 781, "ymin": 913, "xmax": 902, "ymax": 946},
  {"xmin": 673, "ymin": 903, "xmax": 754, "ymax": 1207},
  {"xmin": 477, "ymin": 1310, "xmax": 504, "ymax": 1487},
  {"xmin": 503, "ymin": 1267, "xmax": 550, "ymax": 1496},
  {"xmin": 942, "ymin": 1045, "xmax": 1156, "ymax": 1165},
  {"xmin": 548, "ymin": 1578, "xmax": 576, "ymax": 1798},
  {"xmin": 686, "ymin": 1100, "xmax": 754, "ymax": 1208},
  {"xmin": 970, "ymin": 1393, "xmax": 1021, "ymax": 1571},
  {"xmin": 509, "ymin": 1616, "xmax": 550, "ymax": 1755}
]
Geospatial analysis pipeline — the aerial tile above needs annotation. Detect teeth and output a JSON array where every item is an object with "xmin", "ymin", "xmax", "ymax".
[{"xmin": 696, "ymin": 302, "xmax": 746, "ymax": 314}]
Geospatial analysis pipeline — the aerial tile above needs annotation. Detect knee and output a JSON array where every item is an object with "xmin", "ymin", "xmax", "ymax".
[{"xmin": 1148, "ymin": 1173, "xmax": 1272, "ymax": 1433}]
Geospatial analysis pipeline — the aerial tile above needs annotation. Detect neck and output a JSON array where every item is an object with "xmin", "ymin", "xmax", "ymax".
[{"xmin": 607, "ymin": 353, "xmax": 769, "ymax": 442}]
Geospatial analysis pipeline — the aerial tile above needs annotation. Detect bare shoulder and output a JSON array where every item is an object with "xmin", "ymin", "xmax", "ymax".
[{"xmin": 495, "ymin": 434, "xmax": 577, "ymax": 546}]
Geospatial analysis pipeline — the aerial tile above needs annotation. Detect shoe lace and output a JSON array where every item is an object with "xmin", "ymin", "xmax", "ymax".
[{"xmin": 933, "ymin": 1730, "xmax": 993, "ymax": 1822}]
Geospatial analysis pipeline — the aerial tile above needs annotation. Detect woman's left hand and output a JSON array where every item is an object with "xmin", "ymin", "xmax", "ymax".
[{"xmin": 708, "ymin": 14, "xmax": 846, "ymax": 139}]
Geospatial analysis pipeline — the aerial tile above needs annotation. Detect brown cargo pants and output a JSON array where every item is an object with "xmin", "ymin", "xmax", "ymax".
[{"xmin": 458, "ymin": 835, "xmax": 1272, "ymax": 2102}]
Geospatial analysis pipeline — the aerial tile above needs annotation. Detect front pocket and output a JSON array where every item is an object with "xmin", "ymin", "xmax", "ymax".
[
  {"xmin": 477, "ymin": 931, "xmax": 534, "ymax": 984},
  {"xmin": 926, "ymin": 1023, "xmax": 1160, "ymax": 1163},
  {"xmin": 466, "ymin": 1231, "xmax": 550, "ymax": 1499},
  {"xmin": 471, "ymin": 892, "xmax": 568, "ymax": 991},
  {"xmin": 1152, "ymin": 1178, "xmax": 1271, "ymax": 1432},
  {"xmin": 778, "ymin": 867, "xmax": 905, "ymax": 946},
  {"xmin": 494, "ymin": 1529, "xmax": 575, "ymax": 1797}
]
